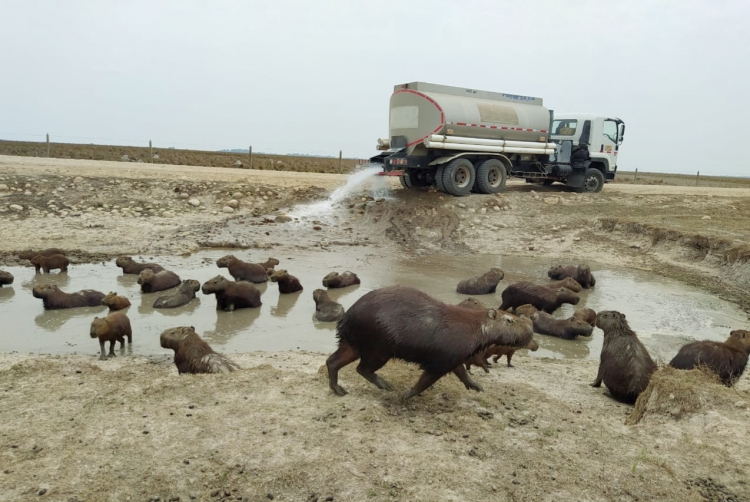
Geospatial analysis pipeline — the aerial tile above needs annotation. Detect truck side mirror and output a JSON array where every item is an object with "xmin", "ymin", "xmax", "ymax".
[{"xmin": 618, "ymin": 124, "xmax": 625, "ymax": 144}]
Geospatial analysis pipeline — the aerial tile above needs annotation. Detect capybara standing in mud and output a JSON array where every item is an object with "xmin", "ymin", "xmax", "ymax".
[
  {"xmin": 592, "ymin": 311, "xmax": 656, "ymax": 404},
  {"xmin": 313, "ymin": 289, "xmax": 345, "ymax": 322},
  {"xmin": 201, "ymin": 275, "xmax": 261, "ymax": 311},
  {"xmin": 326, "ymin": 285, "xmax": 534, "ymax": 399},
  {"xmin": 160, "ymin": 326, "xmax": 240, "ymax": 374},
  {"xmin": 137, "ymin": 269, "xmax": 181, "ymax": 293},
  {"xmin": 531, "ymin": 311, "xmax": 593, "ymax": 340},
  {"xmin": 115, "ymin": 256, "xmax": 164, "ymax": 275},
  {"xmin": 669, "ymin": 330, "xmax": 750, "ymax": 386},
  {"xmin": 322, "ymin": 271, "xmax": 361, "ymax": 289},
  {"xmin": 0, "ymin": 270, "xmax": 13, "ymax": 286},
  {"xmin": 30, "ymin": 254, "xmax": 69, "ymax": 273},
  {"xmin": 216, "ymin": 255, "xmax": 269, "ymax": 283},
  {"xmin": 571, "ymin": 308, "xmax": 597, "ymax": 326},
  {"xmin": 270, "ymin": 269, "xmax": 303, "ymax": 294},
  {"xmin": 153, "ymin": 280, "xmax": 201, "ymax": 309},
  {"xmin": 548, "ymin": 277, "xmax": 583, "ymax": 293},
  {"xmin": 456, "ymin": 267, "xmax": 505, "ymax": 295},
  {"xmin": 19, "ymin": 248, "xmax": 67, "ymax": 260},
  {"xmin": 500, "ymin": 282, "xmax": 579, "ymax": 314},
  {"xmin": 32, "ymin": 284, "xmax": 105, "ymax": 310},
  {"xmin": 90, "ymin": 311, "xmax": 132, "ymax": 360},
  {"xmin": 101, "ymin": 292, "xmax": 131, "ymax": 311},
  {"xmin": 547, "ymin": 264, "xmax": 596, "ymax": 288}
]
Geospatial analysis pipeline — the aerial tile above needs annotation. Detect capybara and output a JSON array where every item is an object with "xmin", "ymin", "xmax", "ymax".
[
  {"xmin": 258, "ymin": 257, "xmax": 280, "ymax": 271},
  {"xmin": 101, "ymin": 292, "xmax": 131, "ymax": 311},
  {"xmin": 571, "ymin": 308, "xmax": 597, "ymax": 326},
  {"xmin": 547, "ymin": 264, "xmax": 596, "ymax": 288},
  {"xmin": 32, "ymin": 284, "xmax": 105, "ymax": 310},
  {"xmin": 201, "ymin": 275, "xmax": 262, "ymax": 311},
  {"xmin": 548, "ymin": 277, "xmax": 583, "ymax": 293},
  {"xmin": 322, "ymin": 271, "xmax": 361, "ymax": 289},
  {"xmin": 137, "ymin": 269, "xmax": 181, "ymax": 293},
  {"xmin": 216, "ymin": 255, "xmax": 268, "ymax": 283},
  {"xmin": 313, "ymin": 288, "xmax": 345, "ymax": 322},
  {"xmin": 160, "ymin": 326, "xmax": 240, "ymax": 374},
  {"xmin": 456, "ymin": 267, "xmax": 505, "ymax": 295},
  {"xmin": 0, "ymin": 270, "xmax": 13, "ymax": 287},
  {"xmin": 457, "ymin": 297, "xmax": 487, "ymax": 310},
  {"xmin": 531, "ymin": 311, "xmax": 593, "ymax": 340},
  {"xmin": 500, "ymin": 282, "xmax": 580, "ymax": 314},
  {"xmin": 668, "ymin": 330, "xmax": 750, "ymax": 386},
  {"xmin": 90, "ymin": 311, "xmax": 132, "ymax": 360},
  {"xmin": 19, "ymin": 248, "xmax": 67, "ymax": 260},
  {"xmin": 270, "ymin": 269, "xmax": 303, "ymax": 294},
  {"xmin": 326, "ymin": 285, "xmax": 534, "ymax": 399},
  {"xmin": 488, "ymin": 338, "xmax": 540, "ymax": 367},
  {"xmin": 30, "ymin": 254, "xmax": 69, "ymax": 273},
  {"xmin": 592, "ymin": 311, "xmax": 656, "ymax": 404},
  {"xmin": 514, "ymin": 303, "xmax": 539, "ymax": 318},
  {"xmin": 115, "ymin": 256, "xmax": 164, "ymax": 275},
  {"xmin": 153, "ymin": 280, "xmax": 201, "ymax": 309}
]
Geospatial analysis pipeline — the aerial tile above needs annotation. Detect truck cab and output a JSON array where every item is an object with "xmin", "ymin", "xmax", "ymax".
[{"xmin": 549, "ymin": 114, "xmax": 625, "ymax": 182}]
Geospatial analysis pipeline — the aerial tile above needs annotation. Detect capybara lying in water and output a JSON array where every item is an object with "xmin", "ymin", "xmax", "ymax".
[
  {"xmin": 571, "ymin": 308, "xmax": 597, "ymax": 326},
  {"xmin": 216, "ymin": 255, "xmax": 268, "ymax": 283},
  {"xmin": 322, "ymin": 271, "xmax": 361, "ymax": 289},
  {"xmin": 313, "ymin": 289, "xmax": 345, "ymax": 322},
  {"xmin": 514, "ymin": 303, "xmax": 539, "ymax": 318},
  {"xmin": 456, "ymin": 267, "xmax": 504, "ymax": 295},
  {"xmin": 592, "ymin": 311, "xmax": 656, "ymax": 404},
  {"xmin": 137, "ymin": 269, "xmax": 181, "ymax": 293},
  {"xmin": 0, "ymin": 270, "xmax": 13, "ymax": 286},
  {"xmin": 19, "ymin": 248, "xmax": 67, "ymax": 260},
  {"xmin": 32, "ymin": 284, "xmax": 105, "ymax": 310},
  {"xmin": 101, "ymin": 292, "xmax": 131, "ymax": 311},
  {"xmin": 326, "ymin": 285, "xmax": 534, "ymax": 399},
  {"xmin": 669, "ymin": 330, "xmax": 750, "ymax": 386},
  {"xmin": 201, "ymin": 275, "xmax": 261, "ymax": 311},
  {"xmin": 547, "ymin": 264, "xmax": 596, "ymax": 288},
  {"xmin": 160, "ymin": 326, "xmax": 240, "ymax": 374},
  {"xmin": 115, "ymin": 256, "xmax": 164, "ymax": 275},
  {"xmin": 270, "ymin": 269, "xmax": 303, "ymax": 294},
  {"xmin": 153, "ymin": 280, "xmax": 201, "ymax": 309},
  {"xmin": 531, "ymin": 311, "xmax": 593, "ymax": 340},
  {"xmin": 30, "ymin": 254, "xmax": 69, "ymax": 273},
  {"xmin": 548, "ymin": 277, "xmax": 582, "ymax": 293},
  {"xmin": 457, "ymin": 297, "xmax": 486, "ymax": 310},
  {"xmin": 90, "ymin": 312, "xmax": 132, "ymax": 360},
  {"xmin": 500, "ymin": 282, "xmax": 579, "ymax": 314}
]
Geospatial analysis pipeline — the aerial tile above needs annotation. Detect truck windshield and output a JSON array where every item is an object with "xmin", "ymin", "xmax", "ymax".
[{"xmin": 552, "ymin": 120, "xmax": 577, "ymax": 136}]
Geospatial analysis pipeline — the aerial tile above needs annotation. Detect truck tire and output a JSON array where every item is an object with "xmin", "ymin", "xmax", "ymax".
[
  {"xmin": 435, "ymin": 166, "xmax": 446, "ymax": 192},
  {"xmin": 474, "ymin": 159, "xmax": 507, "ymax": 194},
  {"xmin": 543, "ymin": 179, "xmax": 554, "ymax": 186},
  {"xmin": 399, "ymin": 171, "xmax": 413, "ymax": 189},
  {"xmin": 578, "ymin": 168, "xmax": 604, "ymax": 193},
  {"xmin": 441, "ymin": 158, "xmax": 475, "ymax": 196}
]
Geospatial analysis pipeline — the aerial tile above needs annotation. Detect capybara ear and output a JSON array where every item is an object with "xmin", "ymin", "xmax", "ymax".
[
  {"xmin": 731, "ymin": 330, "xmax": 746, "ymax": 338},
  {"xmin": 487, "ymin": 308, "xmax": 498, "ymax": 319},
  {"xmin": 619, "ymin": 312, "xmax": 626, "ymax": 320}
]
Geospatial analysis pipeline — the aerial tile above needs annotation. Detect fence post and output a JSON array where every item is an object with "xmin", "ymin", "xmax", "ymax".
[
  {"xmin": 269, "ymin": 159, "xmax": 273, "ymax": 170},
  {"xmin": 633, "ymin": 168, "xmax": 638, "ymax": 183},
  {"xmin": 46, "ymin": 134, "xmax": 50, "ymax": 157},
  {"xmin": 149, "ymin": 140, "xmax": 152, "ymax": 163},
  {"xmin": 248, "ymin": 146, "xmax": 253, "ymax": 170},
  {"xmin": 695, "ymin": 171, "xmax": 700, "ymax": 186},
  {"xmin": 338, "ymin": 150, "xmax": 342, "ymax": 173}
]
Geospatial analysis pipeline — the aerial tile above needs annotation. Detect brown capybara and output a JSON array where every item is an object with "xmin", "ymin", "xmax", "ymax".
[
  {"xmin": 322, "ymin": 271, "xmax": 361, "ymax": 289},
  {"xmin": 592, "ymin": 311, "xmax": 656, "ymax": 404},
  {"xmin": 456, "ymin": 267, "xmax": 505, "ymax": 295},
  {"xmin": 101, "ymin": 292, "xmax": 131, "ymax": 311},
  {"xmin": 115, "ymin": 256, "xmax": 164, "ymax": 275},
  {"xmin": 326, "ymin": 285, "xmax": 534, "ymax": 399},
  {"xmin": 32, "ymin": 284, "xmax": 105, "ymax": 310},
  {"xmin": 137, "ymin": 269, "xmax": 181, "ymax": 293},
  {"xmin": 669, "ymin": 330, "xmax": 750, "ymax": 386},
  {"xmin": 201, "ymin": 275, "xmax": 261, "ymax": 311},
  {"xmin": 514, "ymin": 303, "xmax": 539, "ymax": 318},
  {"xmin": 270, "ymin": 269, "xmax": 303, "ymax": 294},
  {"xmin": 257, "ymin": 257, "xmax": 280, "ymax": 271},
  {"xmin": 19, "ymin": 248, "xmax": 67, "ymax": 260},
  {"xmin": 313, "ymin": 288, "xmax": 345, "ymax": 322},
  {"xmin": 153, "ymin": 280, "xmax": 201, "ymax": 309},
  {"xmin": 547, "ymin": 264, "xmax": 596, "ymax": 288},
  {"xmin": 548, "ymin": 277, "xmax": 583, "ymax": 293},
  {"xmin": 90, "ymin": 311, "xmax": 132, "ymax": 360},
  {"xmin": 30, "ymin": 254, "xmax": 69, "ymax": 273},
  {"xmin": 216, "ymin": 255, "xmax": 268, "ymax": 283},
  {"xmin": 0, "ymin": 270, "xmax": 13, "ymax": 287},
  {"xmin": 160, "ymin": 326, "xmax": 240, "ymax": 374},
  {"xmin": 457, "ymin": 297, "xmax": 487, "ymax": 310},
  {"xmin": 571, "ymin": 308, "xmax": 597, "ymax": 326},
  {"xmin": 488, "ymin": 338, "xmax": 540, "ymax": 367},
  {"xmin": 531, "ymin": 311, "xmax": 593, "ymax": 340},
  {"xmin": 500, "ymin": 281, "xmax": 579, "ymax": 314}
]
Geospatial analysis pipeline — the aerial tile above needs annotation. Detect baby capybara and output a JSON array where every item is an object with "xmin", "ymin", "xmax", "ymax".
[
  {"xmin": 258, "ymin": 257, "xmax": 280, "ymax": 271},
  {"xmin": 488, "ymin": 338, "xmax": 540, "ymax": 367},
  {"xmin": 19, "ymin": 248, "xmax": 67, "ymax": 260},
  {"xmin": 547, "ymin": 264, "xmax": 596, "ymax": 288},
  {"xmin": 571, "ymin": 308, "xmax": 597, "ymax": 326},
  {"xmin": 548, "ymin": 277, "xmax": 582, "ymax": 293},
  {"xmin": 101, "ymin": 292, "xmax": 131, "ymax": 311},
  {"xmin": 216, "ymin": 255, "xmax": 268, "ymax": 283},
  {"xmin": 592, "ymin": 311, "xmax": 656, "ymax": 404},
  {"xmin": 115, "ymin": 256, "xmax": 164, "ymax": 275},
  {"xmin": 32, "ymin": 284, "xmax": 105, "ymax": 310},
  {"xmin": 160, "ymin": 326, "xmax": 240, "ymax": 374},
  {"xmin": 153, "ymin": 280, "xmax": 200, "ymax": 309},
  {"xmin": 456, "ymin": 267, "xmax": 505, "ymax": 295},
  {"xmin": 322, "ymin": 271, "xmax": 361, "ymax": 289},
  {"xmin": 270, "ymin": 269, "xmax": 303, "ymax": 294},
  {"xmin": 531, "ymin": 311, "xmax": 593, "ymax": 340},
  {"xmin": 0, "ymin": 270, "xmax": 13, "ymax": 287},
  {"xmin": 30, "ymin": 254, "xmax": 69, "ymax": 273},
  {"xmin": 514, "ymin": 303, "xmax": 538, "ymax": 318},
  {"xmin": 90, "ymin": 312, "xmax": 132, "ymax": 360},
  {"xmin": 326, "ymin": 285, "xmax": 534, "ymax": 399},
  {"xmin": 201, "ymin": 275, "xmax": 261, "ymax": 311},
  {"xmin": 137, "ymin": 269, "xmax": 181, "ymax": 293},
  {"xmin": 313, "ymin": 289, "xmax": 345, "ymax": 322},
  {"xmin": 500, "ymin": 282, "xmax": 579, "ymax": 314},
  {"xmin": 669, "ymin": 330, "xmax": 750, "ymax": 386},
  {"xmin": 457, "ymin": 297, "xmax": 487, "ymax": 310}
]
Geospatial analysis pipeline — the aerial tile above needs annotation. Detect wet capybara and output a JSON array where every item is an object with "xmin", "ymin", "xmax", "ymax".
[
  {"xmin": 30, "ymin": 254, "xmax": 69, "ymax": 273},
  {"xmin": 153, "ymin": 280, "xmax": 201, "ymax": 309},
  {"xmin": 160, "ymin": 326, "xmax": 240, "ymax": 374},
  {"xmin": 115, "ymin": 256, "xmax": 164, "ymax": 275},
  {"xmin": 668, "ymin": 330, "xmax": 750, "ymax": 386},
  {"xmin": 531, "ymin": 311, "xmax": 594, "ymax": 340},
  {"xmin": 90, "ymin": 311, "xmax": 132, "ymax": 360},
  {"xmin": 258, "ymin": 257, "xmax": 280, "ymax": 271},
  {"xmin": 592, "ymin": 311, "xmax": 656, "ymax": 404},
  {"xmin": 571, "ymin": 308, "xmax": 597, "ymax": 326},
  {"xmin": 0, "ymin": 270, "xmax": 13, "ymax": 287},
  {"xmin": 457, "ymin": 297, "xmax": 487, "ymax": 310},
  {"xmin": 313, "ymin": 288, "xmax": 345, "ymax": 322},
  {"xmin": 201, "ymin": 275, "xmax": 262, "ymax": 311},
  {"xmin": 216, "ymin": 255, "xmax": 268, "ymax": 283},
  {"xmin": 456, "ymin": 267, "xmax": 505, "ymax": 295},
  {"xmin": 514, "ymin": 303, "xmax": 539, "ymax": 318},
  {"xmin": 547, "ymin": 264, "xmax": 596, "ymax": 288},
  {"xmin": 32, "ymin": 284, "xmax": 105, "ymax": 310},
  {"xmin": 322, "ymin": 271, "xmax": 361, "ymax": 289},
  {"xmin": 499, "ymin": 282, "xmax": 580, "ymax": 314},
  {"xmin": 488, "ymin": 338, "xmax": 540, "ymax": 367},
  {"xmin": 270, "ymin": 269, "xmax": 303, "ymax": 294},
  {"xmin": 548, "ymin": 277, "xmax": 583, "ymax": 293},
  {"xmin": 326, "ymin": 285, "xmax": 534, "ymax": 399},
  {"xmin": 137, "ymin": 269, "xmax": 181, "ymax": 293},
  {"xmin": 19, "ymin": 248, "xmax": 67, "ymax": 260},
  {"xmin": 101, "ymin": 292, "xmax": 131, "ymax": 311}
]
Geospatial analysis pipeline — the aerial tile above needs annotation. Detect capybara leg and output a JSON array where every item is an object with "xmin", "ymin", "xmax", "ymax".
[
  {"xmin": 61, "ymin": 265, "xmax": 68, "ymax": 272},
  {"xmin": 43, "ymin": 266, "xmax": 50, "ymax": 274},
  {"xmin": 326, "ymin": 343, "xmax": 360, "ymax": 396},
  {"xmin": 402, "ymin": 371, "xmax": 443, "ymax": 400},
  {"xmin": 492, "ymin": 355, "xmax": 501, "ymax": 363},
  {"xmin": 108, "ymin": 341, "xmax": 117, "ymax": 358},
  {"xmin": 452, "ymin": 365, "xmax": 483, "ymax": 393},
  {"xmin": 117, "ymin": 337, "xmax": 126, "ymax": 350},
  {"xmin": 98, "ymin": 340, "xmax": 107, "ymax": 360},
  {"xmin": 590, "ymin": 365, "xmax": 603, "ymax": 387},
  {"xmin": 356, "ymin": 356, "xmax": 394, "ymax": 391},
  {"xmin": 479, "ymin": 357, "xmax": 490, "ymax": 373},
  {"xmin": 506, "ymin": 352, "xmax": 514, "ymax": 368},
  {"xmin": 34, "ymin": 266, "xmax": 41, "ymax": 273}
]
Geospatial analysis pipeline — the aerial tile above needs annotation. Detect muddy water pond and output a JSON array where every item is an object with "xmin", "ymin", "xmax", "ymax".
[{"xmin": 0, "ymin": 251, "xmax": 746, "ymax": 362}]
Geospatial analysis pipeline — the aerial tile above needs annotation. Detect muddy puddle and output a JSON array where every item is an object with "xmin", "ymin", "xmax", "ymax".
[{"xmin": 0, "ymin": 251, "xmax": 746, "ymax": 362}]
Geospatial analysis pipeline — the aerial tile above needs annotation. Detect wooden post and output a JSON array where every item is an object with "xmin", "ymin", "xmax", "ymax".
[
  {"xmin": 149, "ymin": 140, "xmax": 152, "ymax": 163},
  {"xmin": 338, "ymin": 150, "xmax": 342, "ymax": 173},
  {"xmin": 46, "ymin": 134, "xmax": 50, "ymax": 157},
  {"xmin": 695, "ymin": 171, "xmax": 700, "ymax": 186},
  {"xmin": 633, "ymin": 168, "xmax": 638, "ymax": 183},
  {"xmin": 248, "ymin": 146, "xmax": 253, "ymax": 170}
]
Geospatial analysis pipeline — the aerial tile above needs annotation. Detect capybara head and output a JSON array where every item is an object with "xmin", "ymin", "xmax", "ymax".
[
  {"xmin": 457, "ymin": 297, "xmax": 486, "ymax": 310},
  {"xmin": 160, "ymin": 326, "xmax": 196, "ymax": 350},
  {"xmin": 264, "ymin": 258, "xmax": 280, "ymax": 268},
  {"xmin": 555, "ymin": 288, "xmax": 580, "ymax": 305},
  {"xmin": 526, "ymin": 339, "xmax": 540, "ymax": 351},
  {"xmin": 488, "ymin": 267, "xmax": 504, "ymax": 279},
  {"xmin": 313, "ymin": 288, "xmax": 329, "ymax": 304},
  {"xmin": 183, "ymin": 279, "xmax": 201, "ymax": 293},
  {"xmin": 137, "ymin": 268, "xmax": 156, "ymax": 285},
  {"xmin": 595, "ymin": 310, "xmax": 626, "ymax": 332},
  {"xmin": 102, "ymin": 292, "xmax": 117, "ymax": 306},
  {"xmin": 568, "ymin": 319, "xmax": 594, "ymax": 337},
  {"xmin": 514, "ymin": 304, "xmax": 539, "ymax": 318},
  {"xmin": 484, "ymin": 309, "xmax": 534, "ymax": 341},
  {"xmin": 728, "ymin": 330, "xmax": 750, "ymax": 353},
  {"xmin": 19, "ymin": 250, "xmax": 39, "ymax": 260},
  {"xmin": 32, "ymin": 284, "xmax": 60, "ymax": 299},
  {"xmin": 201, "ymin": 275, "xmax": 230, "ymax": 295},
  {"xmin": 558, "ymin": 277, "xmax": 583, "ymax": 292},
  {"xmin": 115, "ymin": 256, "xmax": 133, "ymax": 268},
  {"xmin": 29, "ymin": 255, "xmax": 44, "ymax": 266},
  {"xmin": 270, "ymin": 269, "xmax": 289, "ymax": 283},
  {"xmin": 547, "ymin": 265, "xmax": 565, "ymax": 280},
  {"xmin": 90, "ymin": 317, "xmax": 105, "ymax": 338},
  {"xmin": 216, "ymin": 255, "xmax": 236, "ymax": 268}
]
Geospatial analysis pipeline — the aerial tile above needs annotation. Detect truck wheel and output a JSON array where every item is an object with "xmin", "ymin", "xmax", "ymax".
[
  {"xmin": 543, "ymin": 179, "xmax": 554, "ymax": 186},
  {"xmin": 474, "ymin": 159, "xmax": 507, "ymax": 194},
  {"xmin": 435, "ymin": 166, "xmax": 446, "ymax": 192},
  {"xmin": 399, "ymin": 171, "xmax": 413, "ymax": 189},
  {"xmin": 441, "ymin": 159, "xmax": 475, "ymax": 196},
  {"xmin": 578, "ymin": 168, "xmax": 604, "ymax": 193}
]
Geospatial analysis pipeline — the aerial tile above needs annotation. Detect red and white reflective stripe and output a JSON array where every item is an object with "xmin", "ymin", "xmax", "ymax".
[
  {"xmin": 447, "ymin": 121, "xmax": 547, "ymax": 134},
  {"xmin": 392, "ymin": 89, "xmax": 446, "ymax": 147}
]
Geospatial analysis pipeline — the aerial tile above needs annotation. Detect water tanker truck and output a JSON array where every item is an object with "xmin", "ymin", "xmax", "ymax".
[{"xmin": 370, "ymin": 82, "xmax": 625, "ymax": 196}]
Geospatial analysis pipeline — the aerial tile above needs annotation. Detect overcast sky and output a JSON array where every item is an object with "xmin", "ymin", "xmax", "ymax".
[{"xmin": 1, "ymin": 1, "xmax": 748, "ymax": 175}]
